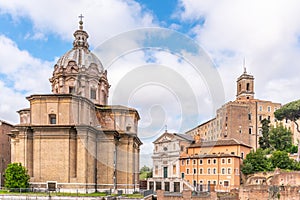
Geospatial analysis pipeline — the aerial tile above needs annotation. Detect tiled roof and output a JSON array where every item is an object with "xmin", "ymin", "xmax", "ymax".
[
  {"xmin": 0, "ymin": 119, "xmax": 14, "ymax": 126},
  {"xmin": 189, "ymin": 138, "xmax": 251, "ymax": 148},
  {"xmin": 174, "ymin": 133, "xmax": 194, "ymax": 141},
  {"xmin": 180, "ymin": 153, "xmax": 240, "ymax": 159}
]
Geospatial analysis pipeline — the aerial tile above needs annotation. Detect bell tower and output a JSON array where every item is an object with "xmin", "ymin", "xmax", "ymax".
[{"xmin": 236, "ymin": 66, "xmax": 254, "ymax": 101}]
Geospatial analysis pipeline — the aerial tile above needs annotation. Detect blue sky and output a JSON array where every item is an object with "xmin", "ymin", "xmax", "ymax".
[{"xmin": 1, "ymin": 0, "xmax": 300, "ymax": 166}]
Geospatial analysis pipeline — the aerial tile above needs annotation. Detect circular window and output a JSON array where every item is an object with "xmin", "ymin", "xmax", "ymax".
[{"xmin": 163, "ymin": 147, "xmax": 168, "ymax": 151}]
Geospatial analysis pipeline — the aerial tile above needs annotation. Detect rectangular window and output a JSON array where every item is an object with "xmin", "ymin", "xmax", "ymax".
[
  {"xmin": 224, "ymin": 181, "xmax": 229, "ymax": 187},
  {"xmin": 180, "ymin": 145, "xmax": 184, "ymax": 151},
  {"xmin": 193, "ymin": 159, "xmax": 196, "ymax": 165},
  {"xmin": 163, "ymin": 167, "xmax": 168, "ymax": 178},
  {"xmin": 249, "ymin": 127, "xmax": 252, "ymax": 134},
  {"xmin": 186, "ymin": 168, "xmax": 190, "ymax": 174},
  {"xmin": 221, "ymin": 168, "xmax": 225, "ymax": 174},
  {"xmin": 173, "ymin": 165, "xmax": 176, "ymax": 174},
  {"xmin": 235, "ymin": 168, "xmax": 239, "ymax": 175},
  {"xmin": 259, "ymin": 106, "xmax": 262, "ymax": 111},
  {"xmin": 156, "ymin": 182, "xmax": 162, "ymax": 190},
  {"xmin": 207, "ymin": 159, "xmax": 211, "ymax": 165},
  {"xmin": 199, "ymin": 168, "xmax": 203, "ymax": 174},
  {"xmin": 259, "ymin": 115, "xmax": 262, "ymax": 121},
  {"xmin": 227, "ymin": 168, "xmax": 231, "ymax": 174},
  {"xmin": 213, "ymin": 168, "xmax": 216, "ymax": 174},
  {"xmin": 267, "ymin": 106, "xmax": 271, "ymax": 112},
  {"xmin": 222, "ymin": 158, "xmax": 225, "ymax": 164},
  {"xmin": 207, "ymin": 168, "xmax": 211, "ymax": 174},
  {"xmin": 90, "ymin": 89, "xmax": 96, "ymax": 99},
  {"xmin": 49, "ymin": 114, "xmax": 56, "ymax": 124},
  {"xmin": 193, "ymin": 168, "xmax": 197, "ymax": 174},
  {"xmin": 69, "ymin": 86, "xmax": 75, "ymax": 94},
  {"xmin": 227, "ymin": 158, "xmax": 231, "ymax": 164},
  {"xmin": 181, "ymin": 160, "xmax": 184, "ymax": 166},
  {"xmin": 199, "ymin": 159, "xmax": 203, "ymax": 165},
  {"xmin": 186, "ymin": 159, "xmax": 190, "ymax": 165},
  {"xmin": 213, "ymin": 159, "xmax": 217, "ymax": 164},
  {"xmin": 248, "ymin": 113, "xmax": 251, "ymax": 120},
  {"xmin": 241, "ymin": 152, "xmax": 244, "ymax": 159}
]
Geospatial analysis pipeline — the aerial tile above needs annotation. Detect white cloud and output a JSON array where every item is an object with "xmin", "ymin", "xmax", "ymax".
[
  {"xmin": 0, "ymin": 35, "xmax": 53, "ymax": 123},
  {"xmin": 0, "ymin": 0, "xmax": 155, "ymax": 45},
  {"xmin": 176, "ymin": 0, "xmax": 300, "ymax": 104}
]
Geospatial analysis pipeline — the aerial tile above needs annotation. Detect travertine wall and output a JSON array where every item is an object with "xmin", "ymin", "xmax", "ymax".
[{"xmin": 10, "ymin": 94, "xmax": 141, "ymax": 192}]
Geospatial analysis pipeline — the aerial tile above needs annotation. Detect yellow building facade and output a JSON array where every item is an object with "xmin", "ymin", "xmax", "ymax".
[{"xmin": 179, "ymin": 139, "xmax": 252, "ymax": 192}]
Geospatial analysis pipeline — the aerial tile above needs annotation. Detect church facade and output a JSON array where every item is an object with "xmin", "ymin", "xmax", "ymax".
[{"xmin": 8, "ymin": 19, "xmax": 142, "ymax": 193}]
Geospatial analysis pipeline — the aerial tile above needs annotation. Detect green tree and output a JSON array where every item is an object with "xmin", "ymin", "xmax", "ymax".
[
  {"xmin": 287, "ymin": 145, "xmax": 298, "ymax": 154},
  {"xmin": 269, "ymin": 150, "xmax": 300, "ymax": 170},
  {"xmin": 139, "ymin": 165, "xmax": 152, "ymax": 180},
  {"xmin": 4, "ymin": 163, "xmax": 30, "ymax": 189},
  {"xmin": 274, "ymin": 99, "xmax": 300, "ymax": 133},
  {"xmin": 269, "ymin": 150, "xmax": 293, "ymax": 170},
  {"xmin": 274, "ymin": 99, "xmax": 300, "ymax": 159},
  {"xmin": 269, "ymin": 124, "xmax": 292, "ymax": 151},
  {"xmin": 241, "ymin": 148, "xmax": 272, "ymax": 175},
  {"xmin": 259, "ymin": 119, "xmax": 271, "ymax": 149}
]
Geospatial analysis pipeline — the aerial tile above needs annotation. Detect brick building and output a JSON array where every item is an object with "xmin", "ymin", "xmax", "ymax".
[
  {"xmin": 0, "ymin": 120, "xmax": 13, "ymax": 187},
  {"xmin": 186, "ymin": 68, "xmax": 282, "ymax": 149},
  {"xmin": 179, "ymin": 139, "xmax": 252, "ymax": 192},
  {"xmin": 7, "ymin": 19, "xmax": 142, "ymax": 193}
]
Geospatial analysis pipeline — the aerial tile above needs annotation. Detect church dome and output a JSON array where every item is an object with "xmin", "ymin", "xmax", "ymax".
[
  {"xmin": 55, "ymin": 20, "xmax": 104, "ymax": 71},
  {"xmin": 49, "ymin": 17, "xmax": 110, "ymax": 105}
]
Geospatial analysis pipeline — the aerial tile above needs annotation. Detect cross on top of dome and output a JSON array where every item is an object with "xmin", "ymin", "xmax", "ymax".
[
  {"xmin": 73, "ymin": 14, "xmax": 89, "ymax": 49},
  {"xmin": 78, "ymin": 14, "xmax": 84, "ymax": 30}
]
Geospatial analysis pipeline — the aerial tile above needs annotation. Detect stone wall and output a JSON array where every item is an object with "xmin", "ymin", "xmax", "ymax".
[
  {"xmin": 0, "ymin": 120, "xmax": 12, "ymax": 186},
  {"xmin": 156, "ymin": 190, "xmax": 217, "ymax": 200},
  {"xmin": 239, "ymin": 185, "xmax": 300, "ymax": 200}
]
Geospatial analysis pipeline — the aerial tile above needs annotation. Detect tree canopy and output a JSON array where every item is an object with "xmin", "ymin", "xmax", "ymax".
[
  {"xmin": 4, "ymin": 163, "xmax": 30, "ymax": 189},
  {"xmin": 139, "ymin": 165, "xmax": 152, "ymax": 180},
  {"xmin": 269, "ymin": 123, "xmax": 292, "ymax": 151},
  {"xmin": 241, "ymin": 149, "xmax": 300, "ymax": 175},
  {"xmin": 270, "ymin": 150, "xmax": 300, "ymax": 170},
  {"xmin": 274, "ymin": 99, "xmax": 300, "ymax": 132},
  {"xmin": 259, "ymin": 119, "xmax": 271, "ymax": 149},
  {"xmin": 241, "ymin": 149, "xmax": 272, "ymax": 175}
]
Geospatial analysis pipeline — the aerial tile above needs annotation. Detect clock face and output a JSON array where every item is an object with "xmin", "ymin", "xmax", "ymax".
[{"xmin": 163, "ymin": 147, "xmax": 168, "ymax": 151}]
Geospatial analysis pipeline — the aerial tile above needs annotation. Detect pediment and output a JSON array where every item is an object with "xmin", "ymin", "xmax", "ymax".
[{"xmin": 154, "ymin": 132, "xmax": 174, "ymax": 143}]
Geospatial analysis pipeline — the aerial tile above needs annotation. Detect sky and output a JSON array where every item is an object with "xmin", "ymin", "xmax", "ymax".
[{"xmin": 1, "ymin": 0, "xmax": 300, "ymax": 167}]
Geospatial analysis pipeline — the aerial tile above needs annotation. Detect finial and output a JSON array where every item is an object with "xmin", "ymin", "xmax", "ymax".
[
  {"xmin": 78, "ymin": 14, "xmax": 84, "ymax": 30},
  {"xmin": 243, "ymin": 57, "xmax": 247, "ymax": 74}
]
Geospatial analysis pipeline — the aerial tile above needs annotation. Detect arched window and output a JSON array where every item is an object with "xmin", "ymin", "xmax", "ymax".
[{"xmin": 246, "ymin": 83, "xmax": 250, "ymax": 91}]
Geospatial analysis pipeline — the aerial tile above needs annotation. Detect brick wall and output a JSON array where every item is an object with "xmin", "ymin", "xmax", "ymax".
[{"xmin": 239, "ymin": 185, "xmax": 300, "ymax": 200}]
